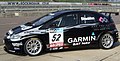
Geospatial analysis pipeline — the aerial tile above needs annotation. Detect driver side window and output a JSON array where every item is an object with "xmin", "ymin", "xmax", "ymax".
[
  {"xmin": 49, "ymin": 13, "xmax": 79, "ymax": 28},
  {"xmin": 49, "ymin": 17, "xmax": 62, "ymax": 28}
]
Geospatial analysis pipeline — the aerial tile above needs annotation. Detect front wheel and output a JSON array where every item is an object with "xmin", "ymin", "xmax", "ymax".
[
  {"xmin": 24, "ymin": 38, "xmax": 43, "ymax": 56},
  {"xmin": 99, "ymin": 33, "xmax": 114, "ymax": 49}
]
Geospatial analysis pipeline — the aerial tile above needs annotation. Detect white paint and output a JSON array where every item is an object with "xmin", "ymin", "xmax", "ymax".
[
  {"xmin": 12, "ymin": 42, "xmax": 23, "ymax": 47},
  {"xmin": 49, "ymin": 28, "xmax": 64, "ymax": 48},
  {"xmin": 67, "ymin": 36, "xmax": 96, "ymax": 44},
  {"xmin": 20, "ymin": 25, "xmax": 32, "ymax": 30},
  {"xmin": 8, "ymin": 30, "xmax": 13, "ymax": 35},
  {"xmin": 81, "ymin": 17, "xmax": 95, "ymax": 21}
]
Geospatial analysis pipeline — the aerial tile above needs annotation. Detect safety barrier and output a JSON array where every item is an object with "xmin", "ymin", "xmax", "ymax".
[{"xmin": 0, "ymin": 2, "xmax": 120, "ymax": 17}]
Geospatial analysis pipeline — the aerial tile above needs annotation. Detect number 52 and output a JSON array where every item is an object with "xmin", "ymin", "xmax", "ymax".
[{"xmin": 52, "ymin": 34, "xmax": 61, "ymax": 42}]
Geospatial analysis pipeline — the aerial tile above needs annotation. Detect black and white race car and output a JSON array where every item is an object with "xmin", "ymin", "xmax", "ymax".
[{"xmin": 4, "ymin": 10, "xmax": 119, "ymax": 56}]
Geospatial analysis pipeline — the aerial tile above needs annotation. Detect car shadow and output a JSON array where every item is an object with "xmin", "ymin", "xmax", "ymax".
[
  {"xmin": 4, "ymin": 41, "xmax": 120, "ymax": 56},
  {"xmin": 4, "ymin": 47, "xmax": 27, "ymax": 56},
  {"xmin": 113, "ymin": 41, "xmax": 120, "ymax": 48},
  {"xmin": 4, "ymin": 50, "xmax": 27, "ymax": 56}
]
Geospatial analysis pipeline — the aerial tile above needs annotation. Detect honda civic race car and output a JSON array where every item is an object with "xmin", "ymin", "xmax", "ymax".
[{"xmin": 3, "ymin": 10, "xmax": 119, "ymax": 56}]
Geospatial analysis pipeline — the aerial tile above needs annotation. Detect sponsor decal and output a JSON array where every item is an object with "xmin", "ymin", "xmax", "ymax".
[
  {"xmin": 14, "ymin": 48, "xmax": 20, "ymax": 50},
  {"xmin": 50, "ymin": 47, "xmax": 63, "ymax": 50},
  {"xmin": 67, "ymin": 32, "xmax": 96, "ymax": 46},
  {"xmin": 99, "ymin": 17, "xmax": 108, "ymax": 23},
  {"xmin": 8, "ymin": 2, "xmax": 40, "ymax": 5},
  {"xmin": 49, "ymin": 28, "xmax": 64, "ymax": 48},
  {"xmin": 12, "ymin": 42, "xmax": 23, "ymax": 47},
  {"xmin": 24, "ymin": 30, "xmax": 46, "ymax": 34},
  {"xmin": 81, "ymin": 17, "xmax": 95, "ymax": 21},
  {"xmin": 23, "ymin": 26, "xmax": 45, "ymax": 34}
]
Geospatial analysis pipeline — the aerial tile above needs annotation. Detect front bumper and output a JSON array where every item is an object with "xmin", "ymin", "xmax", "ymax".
[{"xmin": 4, "ymin": 37, "xmax": 24, "ymax": 52}]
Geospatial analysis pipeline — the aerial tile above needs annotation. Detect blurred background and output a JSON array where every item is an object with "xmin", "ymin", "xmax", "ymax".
[
  {"xmin": 0, "ymin": 0, "xmax": 120, "ymax": 18},
  {"xmin": 0, "ymin": 0, "xmax": 120, "ymax": 2}
]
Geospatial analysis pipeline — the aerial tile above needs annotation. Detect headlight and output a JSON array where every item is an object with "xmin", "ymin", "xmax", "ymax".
[{"xmin": 10, "ymin": 35, "xmax": 21, "ymax": 39}]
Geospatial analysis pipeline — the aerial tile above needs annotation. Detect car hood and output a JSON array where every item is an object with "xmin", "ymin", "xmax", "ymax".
[{"xmin": 12, "ymin": 25, "xmax": 32, "ymax": 34}]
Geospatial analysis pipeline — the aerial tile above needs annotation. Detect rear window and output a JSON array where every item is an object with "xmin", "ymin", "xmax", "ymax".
[{"xmin": 99, "ymin": 13, "xmax": 114, "ymax": 23}]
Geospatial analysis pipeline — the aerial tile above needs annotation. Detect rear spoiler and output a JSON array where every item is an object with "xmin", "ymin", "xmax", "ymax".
[{"xmin": 99, "ymin": 12, "xmax": 119, "ymax": 16}]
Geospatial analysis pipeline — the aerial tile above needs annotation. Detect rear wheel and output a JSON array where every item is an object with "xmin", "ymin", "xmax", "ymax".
[
  {"xmin": 24, "ymin": 38, "xmax": 43, "ymax": 56},
  {"xmin": 99, "ymin": 33, "xmax": 114, "ymax": 49}
]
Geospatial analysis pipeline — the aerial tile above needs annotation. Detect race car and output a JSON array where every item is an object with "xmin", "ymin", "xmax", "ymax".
[{"xmin": 3, "ymin": 10, "xmax": 119, "ymax": 56}]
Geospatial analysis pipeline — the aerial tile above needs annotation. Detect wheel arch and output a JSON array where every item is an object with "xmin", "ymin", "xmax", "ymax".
[
  {"xmin": 96, "ymin": 31, "xmax": 115, "ymax": 49},
  {"xmin": 96, "ymin": 31, "xmax": 114, "ymax": 41},
  {"xmin": 22, "ymin": 34, "xmax": 48, "ymax": 50},
  {"xmin": 23, "ymin": 34, "xmax": 48, "ymax": 55}
]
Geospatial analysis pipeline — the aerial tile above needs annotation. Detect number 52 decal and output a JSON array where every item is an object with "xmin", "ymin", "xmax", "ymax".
[
  {"xmin": 52, "ymin": 34, "xmax": 61, "ymax": 42},
  {"xmin": 49, "ymin": 28, "xmax": 64, "ymax": 48}
]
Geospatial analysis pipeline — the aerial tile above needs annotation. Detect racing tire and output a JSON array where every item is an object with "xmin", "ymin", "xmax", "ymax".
[
  {"xmin": 99, "ymin": 33, "xmax": 114, "ymax": 49},
  {"xmin": 4, "ymin": 46, "xmax": 10, "ymax": 53},
  {"xmin": 24, "ymin": 38, "xmax": 43, "ymax": 56}
]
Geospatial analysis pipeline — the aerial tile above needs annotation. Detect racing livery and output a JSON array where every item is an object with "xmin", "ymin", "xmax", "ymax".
[{"xmin": 3, "ymin": 10, "xmax": 119, "ymax": 56}]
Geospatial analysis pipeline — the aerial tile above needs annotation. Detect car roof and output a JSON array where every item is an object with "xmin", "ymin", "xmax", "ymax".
[{"xmin": 50, "ymin": 10, "xmax": 99, "ymax": 16}]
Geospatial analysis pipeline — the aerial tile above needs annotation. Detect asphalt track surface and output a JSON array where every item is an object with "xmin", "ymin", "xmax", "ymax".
[{"xmin": 0, "ymin": 14, "xmax": 120, "ymax": 61}]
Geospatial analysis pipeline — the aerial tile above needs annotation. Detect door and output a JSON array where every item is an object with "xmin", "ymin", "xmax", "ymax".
[
  {"xmin": 45, "ymin": 12, "xmax": 98, "ymax": 50},
  {"xmin": 65, "ymin": 12, "xmax": 98, "ymax": 48},
  {"xmin": 45, "ymin": 13, "xmax": 79, "ymax": 50}
]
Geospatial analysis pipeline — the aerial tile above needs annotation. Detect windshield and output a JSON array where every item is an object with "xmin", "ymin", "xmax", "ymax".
[
  {"xmin": 25, "ymin": 14, "xmax": 54, "ymax": 26},
  {"xmin": 33, "ymin": 15, "xmax": 54, "ymax": 26}
]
